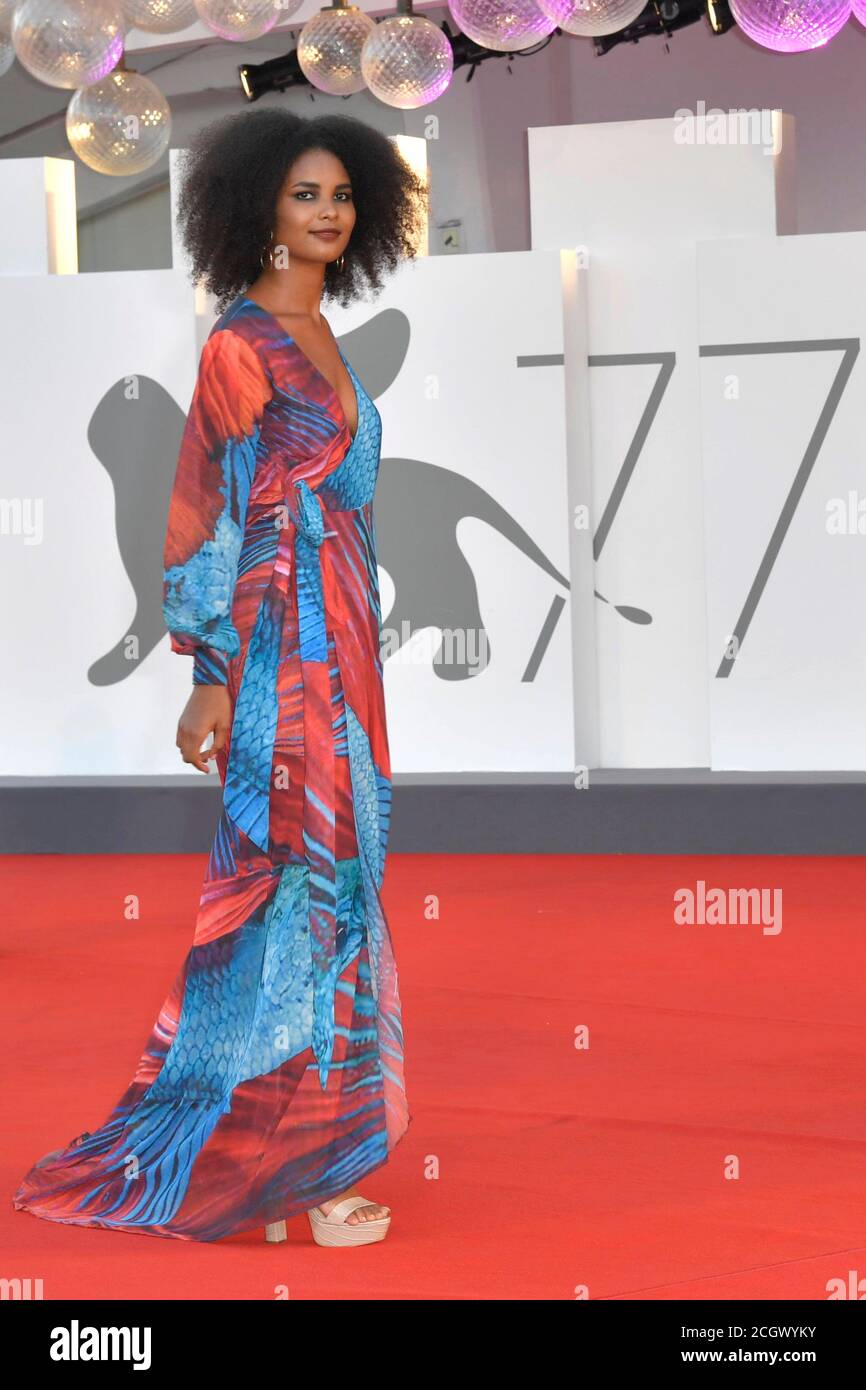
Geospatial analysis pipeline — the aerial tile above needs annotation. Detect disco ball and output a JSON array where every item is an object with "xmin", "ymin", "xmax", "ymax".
[
  {"xmin": 729, "ymin": 0, "xmax": 851, "ymax": 50},
  {"xmin": 361, "ymin": 14, "xmax": 453, "ymax": 109},
  {"xmin": 851, "ymin": 0, "xmax": 866, "ymax": 21},
  {"xmin": 447, "ymin": 0, "xmax": 557, "ymax": 51},
  {"xmin": 536, "ymin": 0, "xmax": 647, "ymax": 36},
  {"xmin": 123, "ymin": 0, "xmax": 197, "ymax": 33},
  {"xmin": 12, "ymin": 0, "xmax": 125, "ymax": 89},
  {"xmin": 193, "ymin": 0, "xmax": 295, "ymax": 41},
  {"xmin": 67, "ymin": 67, "xmax": 171, "ymax": 174},
  {"xmin": 0, "ymin": 0, "xmax": 14, "ymax": 76},
  {"xmin": 298, "ymin": 3, "xmax": 375, "ymax": 96}
]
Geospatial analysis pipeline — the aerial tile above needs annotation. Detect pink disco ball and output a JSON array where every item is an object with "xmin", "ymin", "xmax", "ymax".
[
  {"xmin": 729, "ymin": 0, "xmax": 851, "ymax": 51},
  {"xmin": 852, "ymin": 0, "xmax": 866, "ymax": 21},
  {"xmin": 536, "ymin": 0, "xmax": 647, "ymax": 36},
  {"xmin": 447, "ymin": 0, "xmax": 557, "ymax": 51}
]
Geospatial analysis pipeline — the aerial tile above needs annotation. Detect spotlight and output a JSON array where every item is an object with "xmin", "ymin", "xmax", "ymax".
[
  {"xmin": 593, "ymin": 0, "xmax": 734, "ymax": 54},
  {"xmin": 705, "ymin": 0, "xmax": 735, "ymax": 33},
  {"xmin": 239, "ymin": 49, "xmax": 305, "ymax": 101}
]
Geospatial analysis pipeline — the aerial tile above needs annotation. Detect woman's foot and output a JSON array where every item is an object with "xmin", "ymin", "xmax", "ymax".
[{"xmin": 316, "ymin": 1185, "xmax": 390, "ymax": 1225}]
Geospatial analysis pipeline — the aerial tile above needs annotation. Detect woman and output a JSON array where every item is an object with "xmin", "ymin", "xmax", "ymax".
[{"xmin": 13, "ymin": 109, "xmax": 426, "ymax": 1245}]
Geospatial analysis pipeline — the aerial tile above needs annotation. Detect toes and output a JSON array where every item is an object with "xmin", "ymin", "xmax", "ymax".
[{"xmin": 346, "ymin": 1204, "xmax": 387, "ymax": 1224}]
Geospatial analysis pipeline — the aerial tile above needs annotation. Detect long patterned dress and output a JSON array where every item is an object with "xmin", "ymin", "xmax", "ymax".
[{"xmin": 13, "ymin": 293, "xmax": 410, "ymax": 1241}]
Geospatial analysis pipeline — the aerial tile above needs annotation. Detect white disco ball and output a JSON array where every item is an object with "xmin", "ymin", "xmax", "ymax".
[
  {"xmin": 13, "ymin": 0, "xmax": 125, "ymax": 88},
  {"xmin": 0, "ymin": 0, "xmax": 14, "ymax": 74},
  {"xmin": 123, "ymin": 0, "xmax": 197, "ymax": 33},
  {"xmin": 193, "ymin": 0, "xmax": 294, "ymax": 40},
  {"xmin": 536, "ymin": 0, "xmax": 646, "ymax": 35},
  {"xmin": 0, "ymin": 0, "xmax": 14, "ymax": 77},
  {"xmin": 298, "ymin": 3, "xmax": 375, "ymax": 96},
  {"xmin": 447, "ymin": 0, "xmax": 557, "ymax": 50},
  {"xmin": 361, "ymin": 13, "xmax": 453, "ymax": 109},
  {"xmin": 67, "ymin": 66, "xmax": 171, "ymax": 174}
]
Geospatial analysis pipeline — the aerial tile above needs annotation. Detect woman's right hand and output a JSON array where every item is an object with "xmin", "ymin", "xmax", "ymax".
[{"xmin": 176, "ymin": 685, "xmax": 233, "ymax": 773}]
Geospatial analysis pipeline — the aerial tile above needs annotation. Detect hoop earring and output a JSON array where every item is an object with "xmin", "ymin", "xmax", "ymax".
[
  {"xmin": 260, "ymin": 230, "xmax": 274, "ymax": 269},
  {"xmin": 336, "ymin": 253, "xmax": 345, "ymax": 272}
]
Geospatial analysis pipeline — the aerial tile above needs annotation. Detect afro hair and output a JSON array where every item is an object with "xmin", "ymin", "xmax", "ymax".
[{"xmin": 175, "ymin": 107, "xmax": 428, "ymax": 314}]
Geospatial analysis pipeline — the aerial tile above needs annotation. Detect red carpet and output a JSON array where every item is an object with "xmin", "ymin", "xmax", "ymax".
[{"xmin": 4, "ymin": 851, "xmax": 866, "ymax": 1300}]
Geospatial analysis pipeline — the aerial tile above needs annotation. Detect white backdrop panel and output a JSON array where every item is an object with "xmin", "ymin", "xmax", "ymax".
[
  {"xmin": 0, "ymin": 254, "xmax": 576, "ymax": 777},
  {"xmin": 697, "ymin": 231, "xmax": 866, "ymax": 769},
  {"xmin": 529, "ymin": 115, "xmax": 789, "ymax": 767},
  {"xmin": 0, "ymin": 267, "xmax": 198, "ymax": 777},
  {"xmin": 332, "ymin": 252, "xmax": 576, "ymax": 773}
]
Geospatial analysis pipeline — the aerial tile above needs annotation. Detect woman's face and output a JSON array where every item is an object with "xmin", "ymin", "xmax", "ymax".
[{"xmin": 269, "ymin": 146, "xmax": 356, "ymax": 268}]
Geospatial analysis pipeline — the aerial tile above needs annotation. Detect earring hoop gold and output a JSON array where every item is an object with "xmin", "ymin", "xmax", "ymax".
[
  {"xmin": 336, "ymin": 252, "xmax": 345, "ymax": 272},
  {"xmin": 260, "ymin": 230, "xmax": 274, "ymax": 269}
]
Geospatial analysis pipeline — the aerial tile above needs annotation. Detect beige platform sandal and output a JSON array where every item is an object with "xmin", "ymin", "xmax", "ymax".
[
  {"xmin": 308, "ymin": 1195, "xmax": 391, "ymax": 1246},
  {"xmin": 264, "ymin": 1196, "xmax": 391, "ymax": 1246}
]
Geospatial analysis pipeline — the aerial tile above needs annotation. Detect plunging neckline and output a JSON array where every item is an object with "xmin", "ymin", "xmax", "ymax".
[{"xmin": 238, "ymin": 293, "xmax": 360, "ymax": 443}]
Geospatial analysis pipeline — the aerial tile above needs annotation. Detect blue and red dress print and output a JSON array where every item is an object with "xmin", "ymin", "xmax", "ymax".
[{"xmin": 13, "ymin": 294, "xmax": 410, "ymax": 1241}]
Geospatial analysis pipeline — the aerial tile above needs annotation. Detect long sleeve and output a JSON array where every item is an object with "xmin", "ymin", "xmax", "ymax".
[{"xmin": 162, "ymin": 327, "xmax": 273, "ymax": 684}]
